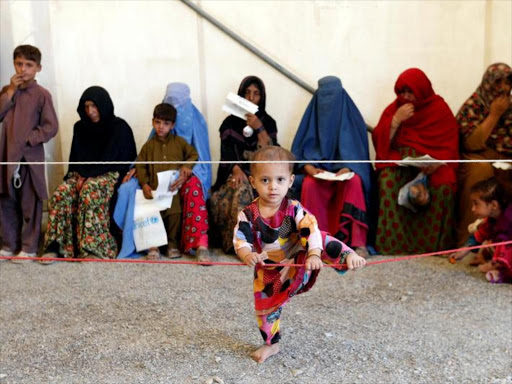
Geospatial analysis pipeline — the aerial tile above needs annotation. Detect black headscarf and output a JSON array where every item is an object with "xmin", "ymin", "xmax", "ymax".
[
  {"xmin": 67, "ymin": 86, "xmax": 137, "ymax": 179},
  {"xmin": 213, "ymin": 76, "xmax": 278, "ymax": 191}
]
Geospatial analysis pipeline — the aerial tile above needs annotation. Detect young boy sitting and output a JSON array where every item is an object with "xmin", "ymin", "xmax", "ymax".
[
  {"xmin": 0, "ymin": 45, "xmax": 59, "ymax": 262},
  {"xmin": 136, "ymin": 103, "xmax": 198, "ymax": 259}
]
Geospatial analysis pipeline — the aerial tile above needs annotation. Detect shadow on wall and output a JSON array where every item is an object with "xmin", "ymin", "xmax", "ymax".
[{"xmin": 30, "ymin": 2, "xmax": 65, "ymax": 200}]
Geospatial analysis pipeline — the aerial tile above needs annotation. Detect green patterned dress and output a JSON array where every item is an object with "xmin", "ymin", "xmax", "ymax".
[{"xmin": 375, "ymin": 147, "xmax": 455, "ymax": 255}]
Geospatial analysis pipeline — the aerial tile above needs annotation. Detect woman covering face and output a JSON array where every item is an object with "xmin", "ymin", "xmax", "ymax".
[
  {"xmin": 372, "ymin": 68, "xmax": 459, "ymax": 255},
  {"xmin": 455, "ymin": 63, "xmax": 512, "ymax": 246}
]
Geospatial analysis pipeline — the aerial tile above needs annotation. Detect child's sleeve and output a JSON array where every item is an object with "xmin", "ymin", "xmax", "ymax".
[
  {"xmin": 27, "ymin": 92, "xmax": 59, "ymax": 146},
  {"xmin": 294, "ymin": 202, "xmax": 323, "ymax": 252},
  {"xmin": 473, "ymin": 218, "xmax": 490, "ymax": 244},
  {"xmin": 233, "ymin": 210, "xmax": 254, "ymax": 252},
  {"xmin": 135, "ymin": 144, "xmax": 150, "ymax": 186},
  {"xmin": 0, "ymin": 86, "xmax": 14, "ymax": 120},
  {"xmin": 182, "ymin": 139, "xmax": 199, "ymax": 167}
]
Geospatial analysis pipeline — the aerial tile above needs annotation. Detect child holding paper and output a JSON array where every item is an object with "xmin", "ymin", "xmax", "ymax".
[{"xmin": 136, "ymin": 103, "xmax": 198, "ymax": 259}]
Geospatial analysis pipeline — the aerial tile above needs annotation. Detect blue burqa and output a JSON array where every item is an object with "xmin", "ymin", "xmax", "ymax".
[{"xmin": 291, "ymin": 76, "xmax": 372, "ymax": 201}]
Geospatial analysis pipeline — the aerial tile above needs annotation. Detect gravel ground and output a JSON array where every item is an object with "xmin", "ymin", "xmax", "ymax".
[{"xmin": 1, "ymin": 251, "xmax": 511, "ymax": 384}]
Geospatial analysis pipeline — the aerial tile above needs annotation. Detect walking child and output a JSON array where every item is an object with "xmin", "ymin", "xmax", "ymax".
[
  {"xmin": 233, "ymin": 146, "xmax": 366, "ymax": 363},
  {"xmin": 450, "ymin": 178, "xmax": 512, "ymax": 283},
  {"xmin": 0, "ymin": 45, "xmax": 58, "ymax": 262}
]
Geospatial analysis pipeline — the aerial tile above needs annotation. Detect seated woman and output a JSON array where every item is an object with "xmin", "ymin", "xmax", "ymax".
[
  {"xmin": 42, "ymin": 86, "xmax": 137, "ymax": 261},
  {"xmin": 291, "ymin": 76, "xmax": 372, "ymax": 258},
  {"xmin": 456, "ymin": 63, "xmax": 512, "ymax": 246},
  {"xmin": 115, "ymin": 82, "xmax": 212, "ymax": 262},
  {"xmin": 372, "ymin": 68, "xmax": 459, "ymax": 255},
  {"xmin": 210, "ymin": 76, "xmax": 278, "ymax": 253}
]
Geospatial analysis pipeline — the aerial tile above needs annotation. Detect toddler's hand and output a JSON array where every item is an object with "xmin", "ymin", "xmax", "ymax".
[
  {"xmin": 346, "ymin": 252, "xmax": 366, "ymax": 270},
  {"xmin": 305, "ymin": 254, "xmax": 323, "ymax": 271},
  {"xmin": 243, "ymin": 252, "xmax": 267, "ymax": 267},
  {"xmin": 142, "ymin": 184, "xmax": 153, "ymax": 200}
]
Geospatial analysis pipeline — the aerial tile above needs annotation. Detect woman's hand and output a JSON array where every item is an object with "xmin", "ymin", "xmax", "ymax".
[
  {"xmin": 257, "ymin": 129, "xmax": 272, "ymax": 149},
  {"xmin": 122, "ymin": 168, "xmax": 136, "ymax": 183},
  {"xmin": 419, "ymin": 163, "xmax": 441, "ymax": 175},
  {"xmin": 142, "ymin": 184, "xmax": 153, "ymax": 199},
  {"xmin": 304, "ymin": 164, "xmax": 323, "ymax": 177},
  {"xmin": 246, "ymin": 113, "xmax": 263, "ymax": 129},
  {"xmin": 335, "ymin": 167, "xmax": 351, "ymax": 176},
  {"xmin": 490, "ymin": 95, "xmax": 510, "ymax": 118},
  {"xmin": 393, "ymin": 103, "xmax": 415, "ymax": 124},
  {"xmin": 230, "ymin": 165, "xmax": 248, "ymax": 189}
]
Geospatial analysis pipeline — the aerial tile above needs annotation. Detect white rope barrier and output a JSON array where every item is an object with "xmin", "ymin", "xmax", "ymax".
[{"xmin": 1, "ymin": 159, "xmax": 511, "ymax": 165}]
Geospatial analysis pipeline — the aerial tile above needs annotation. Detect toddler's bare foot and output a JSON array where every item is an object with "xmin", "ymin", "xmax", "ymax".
[{"xmin": 251, "ymin": 343, "xmax": 280, "ymax": 363}]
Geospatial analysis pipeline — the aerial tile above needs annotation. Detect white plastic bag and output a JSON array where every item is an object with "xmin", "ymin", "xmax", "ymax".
[{"xmin": 133, "ymin": 211, "xmax": 168, "ymax": 252}]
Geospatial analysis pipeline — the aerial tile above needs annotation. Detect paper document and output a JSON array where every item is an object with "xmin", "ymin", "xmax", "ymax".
[
  {"xmin": 222, "ymin": 92, "xmax": 258, "ymax": 120},
  {"xmin": 397, "ymin": 155, "xmax": 445, "ymax": 168},
  {"xmin": 134, "ymin": 170, "xmax": 179, "ymax": 217},
  {"xmin": 492, "ymin": 161, "xmax": 512, "ymax": 170},
  {"xmin": 313, "ymin": 171, "xmax": 355, "ymax": 182}
]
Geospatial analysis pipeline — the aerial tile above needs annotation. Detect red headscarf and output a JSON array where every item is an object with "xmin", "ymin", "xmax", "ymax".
[{"xmin": 372, "ymin": 68, "xmax": 459, "ymax": 188}]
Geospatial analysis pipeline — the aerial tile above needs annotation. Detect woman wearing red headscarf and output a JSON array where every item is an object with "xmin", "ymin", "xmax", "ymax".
[{"xmin": 372, "ymin": 68, "xmax": 459, "ymax": 254}]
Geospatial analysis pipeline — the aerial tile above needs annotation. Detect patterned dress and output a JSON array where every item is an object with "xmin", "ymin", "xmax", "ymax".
[
  {"xmin": 44, "ymin": 172, "xmax": 119, "ymax": 258},
  {"xmin": 234, "ymin": 198, "xmax": 353, "ymax": 345},
  {"xmin": 376, "ymin": 148, "xmax": 455, "ymax": 254}
]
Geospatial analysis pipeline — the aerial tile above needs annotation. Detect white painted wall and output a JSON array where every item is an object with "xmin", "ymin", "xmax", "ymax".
[{"xmin": 1, "ymin": 0, "xmax": 511, "ymax": 194}]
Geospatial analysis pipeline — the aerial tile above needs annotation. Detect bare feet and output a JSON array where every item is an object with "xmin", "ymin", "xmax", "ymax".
[{"xmin": 251, "ymin": 343, "xmax": 280, "ymax": 363}]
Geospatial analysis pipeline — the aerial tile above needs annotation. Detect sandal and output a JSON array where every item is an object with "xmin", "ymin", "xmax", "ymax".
[
  {"xmin": 146, "ymin": 248, "xmax": 160, "ymax": 261},
  {"xmin": 196, "ymin": 248, "xmax": 212, "ymax": 266},
  {"xmin": 166, "ymin": 248, "xmax": 181, "ymax": 259},
  {"xmin": 38, "ymin": 252, "xmax": 58, "ymax": 265}
]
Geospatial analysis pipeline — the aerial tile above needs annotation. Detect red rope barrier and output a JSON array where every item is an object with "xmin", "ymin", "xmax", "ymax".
[{"xmin": 1, "ymin": 240, "xmax": 510, "ymax": 269}]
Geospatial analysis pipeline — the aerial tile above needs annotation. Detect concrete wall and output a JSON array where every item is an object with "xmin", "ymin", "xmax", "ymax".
[{"xmin": 1, "ymin": 0, "xmax": 511, "ymax": 194}]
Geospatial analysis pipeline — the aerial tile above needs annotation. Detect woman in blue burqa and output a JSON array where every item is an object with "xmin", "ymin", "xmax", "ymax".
[{"xmin": 291, "ymin": 76, "xmax": 372, "ymax": 258}]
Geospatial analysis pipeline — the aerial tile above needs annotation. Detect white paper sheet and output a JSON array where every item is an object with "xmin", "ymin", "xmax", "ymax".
[
  {"xmin": 134, "ymin": 170, "xmax": 179, "ymax": 217},
  {"xmin": 222, "ymin": 92, "xmax": 258, "ymax": 120},
  {"xmin": 396, "ymin": 154, "xmax": 446, "ymax": 168},
  {"xmin": 313, "ymin": 171, "xmax": 354, "ymax": 182},
  {"xmin": 492, "ymin": 161, "xmax": 512, "ymax": 170}
]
